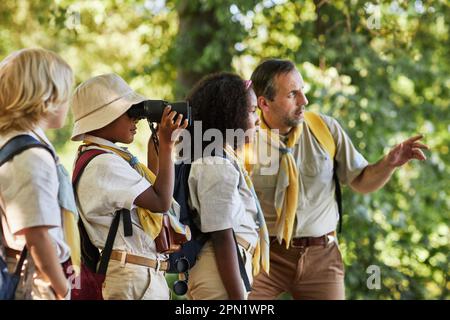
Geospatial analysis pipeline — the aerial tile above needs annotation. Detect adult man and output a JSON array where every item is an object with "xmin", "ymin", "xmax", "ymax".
[{"xmin": 247, "ymin": 59, "xmax": 428, "ymax": 300}]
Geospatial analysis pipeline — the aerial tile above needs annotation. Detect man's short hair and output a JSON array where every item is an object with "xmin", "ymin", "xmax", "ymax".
[{"xmin": 251, "ymin": 59, "xmax": 296, "ymax": 101}]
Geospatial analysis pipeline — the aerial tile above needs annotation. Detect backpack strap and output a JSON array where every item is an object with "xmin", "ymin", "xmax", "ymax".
[
  {"xmin": 0, "ymin": 210, "xmax": 28, "ymax": 280},
  {"xmin": 304, "ymin": 112, "xmax": 343, "ymax": 233},
  {"xmin": 232, "ymin": 231, "xmax": 252, "ymax": 292},
  {"xmin": 72, "ymin": 149, "xmax": 109, "ymax": 185},
  {"xmin": 13, "ymin": 247, "xmax": 28, "ymax": 277},
  {"xmin": 96, "ymin": 209, "xmax": 127, "ymax": 275},
  {"xmin": 0, "ymin": 134, "xmax": 55, "ymax": 166},
  {"xmin": 304, "ymin": 111, "xmax": 336, "ymax": 158},
  {"xmin": 72, "ymin": 148, "xmax": 132, "ymax": 274}
]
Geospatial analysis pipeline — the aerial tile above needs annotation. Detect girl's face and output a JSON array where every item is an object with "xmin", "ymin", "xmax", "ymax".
[
  {"xmin": 245, "ymin": 89, "xmax": 260, "ymax": 144},
  {"xmin": 90, "ymin": 112, "xmax": 138, "ymax": 144}
]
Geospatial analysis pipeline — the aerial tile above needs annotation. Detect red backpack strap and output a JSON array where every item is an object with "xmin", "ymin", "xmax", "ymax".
[{"xmin": 72, "ymin": 149, "xmax": 108, "ymax": 186}]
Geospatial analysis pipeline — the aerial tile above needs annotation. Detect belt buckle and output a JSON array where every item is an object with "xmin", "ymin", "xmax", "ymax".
[
  {"xmin": 155, "ymin": 258, "xmax": 161, "ymax": 272},
  {"xmin": 290, "ymin": 238, "xmax": 305, "ymax": 250},
  {"xmin": 326, "ymin": 235, "xmax": 336, "ymax": 246},
  {"xmin": 120, "ymin": 251, "xmax": 127, "ymax": 267}
]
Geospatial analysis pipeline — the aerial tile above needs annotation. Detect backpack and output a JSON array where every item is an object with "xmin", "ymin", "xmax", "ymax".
[
  {"xmin": 167, "ymin": 160, "xmax": 251, "ymax": 296},
  {"xmin": 166, "ymin": 163, "xmax": 208, "ymax": 273},
  {"xmin": 0, "ymin": 135, "xmax": 56, "ymax": 300},
  {"xmin": 71, "ymin": 148, "xmax": 132, "ymax": 300}
]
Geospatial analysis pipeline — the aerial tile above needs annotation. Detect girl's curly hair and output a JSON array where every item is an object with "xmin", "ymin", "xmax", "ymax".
[
  {"xmin": 0, "ymin": 48, "xmax": 73, "ymax": 134},
  {"xmin": 186, "ymin": 72, "xmax": 251, "ymax": 155}
]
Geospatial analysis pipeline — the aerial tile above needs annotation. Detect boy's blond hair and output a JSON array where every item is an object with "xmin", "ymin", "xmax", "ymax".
[{"xmin": 0, "ymin": 48, "xmax": 73, "ymax": 134}]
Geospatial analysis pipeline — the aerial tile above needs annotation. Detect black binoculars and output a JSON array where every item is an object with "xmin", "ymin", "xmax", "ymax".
[
  {"xmin": 172, "ymin": 257, "xmax": 190, "ymax": 296},
  {"xmin": 127, "ymin": 100, "xmax": 192, "ymax": 126}
]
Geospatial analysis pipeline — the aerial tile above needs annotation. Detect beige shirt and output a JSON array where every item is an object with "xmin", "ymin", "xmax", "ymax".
[
  {"xmin": 250, "ymin": 114, "xmax": 368, "ymax": 238},
  {"xmin": 188, "ymin": 156, "xmax": 259, "ymax": 247},
  {"xmin": 75, "ymin": 135, "xmax": 179, "ymax": 260},
  {"xmin": 0, "ymin": 128, "xmax": 70, "ymax": 262}
]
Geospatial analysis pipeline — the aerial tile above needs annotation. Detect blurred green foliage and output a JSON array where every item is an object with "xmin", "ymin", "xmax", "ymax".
[{"xmin": 1, "ymin": 0, "xmax": 447, "ymax": 299}]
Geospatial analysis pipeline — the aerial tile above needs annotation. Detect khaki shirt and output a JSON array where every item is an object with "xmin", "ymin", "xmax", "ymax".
[
  {"xmin": 0, "ymin": 128, "xmax": 70, "ymax": 262},
  {"xmin": 188, "ymin": 156, "xmax": 259, "ymax": 247},
  {"xmin": 250, "ymin": 114, "xmax": 368, "ymax": 237}
]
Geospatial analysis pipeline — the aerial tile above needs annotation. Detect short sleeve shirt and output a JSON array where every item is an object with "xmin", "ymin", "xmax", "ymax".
[
  {"xmin": 188, "ymin": 156, "xmax": 259, "ymax": 247},
  {"xmin": 250, "ymin": 114, "xmax": 368, "ymax": 237},
  {"xmin": 0, "ymin": 128, "xmax": 70, "ymax": 262}
]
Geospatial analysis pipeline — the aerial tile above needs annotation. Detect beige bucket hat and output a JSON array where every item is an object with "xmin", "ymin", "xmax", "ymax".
[{"xmin": 71, "ymin": 73, "xmax": 147, "ymax": 141}]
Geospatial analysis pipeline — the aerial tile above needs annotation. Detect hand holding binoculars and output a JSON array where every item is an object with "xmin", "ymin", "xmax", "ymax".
[{"xmin": 127, "ymin": 100, "xmax": 192, "ymax": 126}]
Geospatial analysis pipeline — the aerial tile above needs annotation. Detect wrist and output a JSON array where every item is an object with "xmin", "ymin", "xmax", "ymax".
[
  {"xmin": 158, "ymin": 142, "xmax": 174, "ymax": 152},
  {"xmin": 383, "ymin": 155, "xmax": 397, "ymax": 171},
  {"xmin": 54, "ymin": 281, "xmax": 71, "ymax": 300}
]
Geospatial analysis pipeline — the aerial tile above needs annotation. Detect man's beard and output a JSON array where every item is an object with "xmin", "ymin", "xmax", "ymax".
[{"xmin": 284, "ymin": 108, "xmax": 305, "ymax": 128}]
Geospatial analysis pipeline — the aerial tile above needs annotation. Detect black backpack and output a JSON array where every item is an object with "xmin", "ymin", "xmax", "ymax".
[
  {"xmin": 167, "ymin": 163, "xmax": 208, "ymax": 274},
  {"xmin": 167, "ymin": 161, "xmax": 251, "ymax": 296}
]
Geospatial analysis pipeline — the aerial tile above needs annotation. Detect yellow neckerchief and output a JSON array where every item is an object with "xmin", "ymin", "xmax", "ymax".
[
  {"xmin": 259, "ymin": 115, "xmax": 303, "ymax": 249},
  {"xmin": 62, "ymin": 209, "xmax": 81, "ymax": 275},
  {"xmin": 223, "ymin": 145, "xmax": 270, "ymax": 276},
  {"xmin": 81, "ymin": 141, "xmax": 190, "ymax": 241}
]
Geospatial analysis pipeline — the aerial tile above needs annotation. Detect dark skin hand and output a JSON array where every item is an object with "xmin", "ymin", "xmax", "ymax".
[
  {"xmin": 211, "ymin": 228, "xmax": 245, "ymax": 300},
  {"xmin": 135, "ymin": 106, "xmax": 188, "ymax": 212}
]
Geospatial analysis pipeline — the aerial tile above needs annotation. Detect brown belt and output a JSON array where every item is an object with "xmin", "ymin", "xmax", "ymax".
[
  {"xmin": 270, "ymin": 231, "xmax": 336, "ymax": 248},
  {"xmin": 110, "ymin": 251, "xmax": 169, "ymax": 271},
  {"xmin": 236, "ymin": 236, "xmax": 256, "ymax": 256}
]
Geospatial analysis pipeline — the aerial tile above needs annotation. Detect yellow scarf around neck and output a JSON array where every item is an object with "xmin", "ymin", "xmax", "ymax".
[{"xmin": 259, "ymin": 116, "xmax": 303, "ymax": 248}]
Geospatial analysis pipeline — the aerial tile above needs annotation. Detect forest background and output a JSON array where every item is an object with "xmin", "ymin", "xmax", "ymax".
[{"xmin": 1, "ymin": 0, "xmax": 448, "ymax": 299}]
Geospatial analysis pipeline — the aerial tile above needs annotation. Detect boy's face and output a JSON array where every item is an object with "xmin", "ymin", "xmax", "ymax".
[{"xmin": 90, "ymin": 112, "xmax": 138, "ymax": 144}]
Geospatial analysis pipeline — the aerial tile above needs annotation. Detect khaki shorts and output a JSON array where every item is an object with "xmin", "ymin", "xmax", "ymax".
[
  {"xmin": 102, "ymin": 259, "xmax": 170, "ymax": 300},
  {"xmin": 248, "ymin": 239, "xmax": 345, "ymax": 300},
  {"xmin": 187, "ymin": 241, "xmax": 253, "ymax": 300}
]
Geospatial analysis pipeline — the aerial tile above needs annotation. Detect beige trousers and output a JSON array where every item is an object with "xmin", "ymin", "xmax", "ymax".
[
  {"xmin": 187, "ymin": 241, "xmax": 253, "ymax": 300},
  {"xmin": 102, "ymin": 259, "xmax": 170, "ymax": 300},
  {"xmin": 248, "ymin": 239, "xmax": 345, "ymax": 300}
]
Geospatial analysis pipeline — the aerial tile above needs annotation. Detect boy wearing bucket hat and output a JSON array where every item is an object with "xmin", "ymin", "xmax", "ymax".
[{"xmin": 71, "ymin": 73, "xmax": 188, "ymax": 300}]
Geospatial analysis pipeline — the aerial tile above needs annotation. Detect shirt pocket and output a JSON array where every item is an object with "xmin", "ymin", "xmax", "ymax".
[
  {"xmin": 300, "ymin": 154, "xmax": 334, "ymax": 201},
  {"xmin": 301, "ymin": 154, "xmax": 333, "ymax": 178}
]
